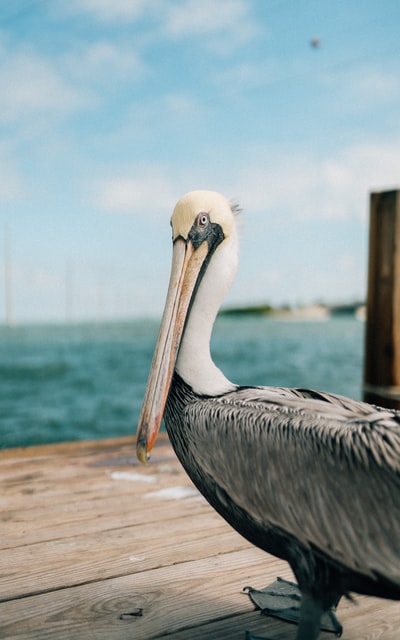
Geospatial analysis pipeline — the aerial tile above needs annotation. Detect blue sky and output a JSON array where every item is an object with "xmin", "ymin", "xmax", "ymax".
[{"xmin": 1, "ymin": 0, "xmax": 400, "ymax": 323}]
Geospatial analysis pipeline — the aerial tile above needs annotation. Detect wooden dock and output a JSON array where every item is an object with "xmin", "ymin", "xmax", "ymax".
[{"xmin": 1, "ymin": 434, "xmax": 399, "ymax": 639}]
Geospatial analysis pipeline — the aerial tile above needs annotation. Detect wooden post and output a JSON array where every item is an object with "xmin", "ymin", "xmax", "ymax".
[{"xmin": 363, "ymin": 189, "xmax": 400, "ymax": 409}]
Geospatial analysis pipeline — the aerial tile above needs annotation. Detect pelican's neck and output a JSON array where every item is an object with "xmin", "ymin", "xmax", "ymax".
[{"xmin": 175, "ymin": 230, "xmax": 239, "ymax": 396}]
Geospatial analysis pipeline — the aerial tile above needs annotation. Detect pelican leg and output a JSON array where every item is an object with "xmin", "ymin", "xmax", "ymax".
[
  {"xmin": 295, "ymin": 592, "xmax": 323, "ymax": 640},
  {"xmin": 244, "ymin": 632, "xmax": 273, "ymax": 640}
]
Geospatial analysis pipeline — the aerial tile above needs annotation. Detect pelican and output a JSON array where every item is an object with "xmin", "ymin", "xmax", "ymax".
[{"xmin": 136, "ymin": 190, "xmax": 400, "ymax": 640}]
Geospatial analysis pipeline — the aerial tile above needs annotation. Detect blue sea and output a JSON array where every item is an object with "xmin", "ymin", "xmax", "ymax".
[{"xmin": 0, "ymin": 316, "xmax": 364, "ymax": 449}]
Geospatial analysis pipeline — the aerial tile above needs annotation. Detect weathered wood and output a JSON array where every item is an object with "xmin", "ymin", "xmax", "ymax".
[
  {"xmin": 364, "ymin": 189, "xmax": 400, "ymax": 408},
  {"xmin": 1, "ymin": 518, "xmax": 246, "ymax": 600},
  {"xmin": 0, "ymin": 552, "xmax": 291, "ymax": 640},
  {"xmin": 0, "ymin": 435, "xmax": 399, "ymax": 639},
  {"xmin": 1, "ymin": 490, "xmax": 211, "ymax": 549}
]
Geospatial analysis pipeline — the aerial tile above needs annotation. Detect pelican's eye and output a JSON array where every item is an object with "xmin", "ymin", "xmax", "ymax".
[
  {"xmin": 189, "ymin": 211, "xmax": 222, "ymax": 250},
  {"xmin": 196, "ymin": 212, "xmax": 210, "ymax": 228}
]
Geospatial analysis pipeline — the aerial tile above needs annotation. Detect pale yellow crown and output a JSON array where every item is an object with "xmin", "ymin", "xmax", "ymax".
[{"xmin": 171, "ymin": 190, "xmax": 235, "ymax": 241}]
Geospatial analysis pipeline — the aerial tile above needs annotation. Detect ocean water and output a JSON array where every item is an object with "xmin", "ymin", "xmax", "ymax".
[{"xmin": 0, "ymin": 316, "xmax": 364, "ymax": 449}]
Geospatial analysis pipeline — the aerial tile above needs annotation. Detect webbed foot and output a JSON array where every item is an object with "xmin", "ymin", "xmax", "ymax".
[{"xmin": 244, "ymin": 577, "xmax": 342, "ymax": 636}]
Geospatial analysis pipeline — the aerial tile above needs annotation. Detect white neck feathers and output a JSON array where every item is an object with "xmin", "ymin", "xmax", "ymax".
[{"xmin": 175, "ymin": 227, "xmax": 239, "ymax": 396}]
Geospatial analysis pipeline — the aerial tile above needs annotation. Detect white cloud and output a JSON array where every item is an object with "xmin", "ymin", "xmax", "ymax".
[
  {"xmin": 62, "ymin": 41, "xmax": 146, "ymax": 87},
  {"xmin": 0, "ymin": 37, "xmax": 144, "ymax": 128},
  {"xmin": 164, "ymin": 0, "xmax": 260, "ymax": 52},
  {"xmin": 66, "ymin": 0, "xmax": 261, "ymax": 53},
  {"xmin": 166, "ymin": 0, "xmax": 252, "ymax": 35},
  {"xmin": 355, "ymin": 69, "xmax": 400, "ymax": 101},
  {"xmin": 322, "ymin": 65, "xmax": 400, "ymax": 113},
  {"xmin": 65, "ymin": 0, "xmax": 158, "ymax": 22},
  {"xmin": 88, "ymin": 137, "xmax": 400, "ymax": 225},
  {"xmin": 92, "ymin": 171, "xmax": 178, "ymax": 216},
  {"xmin": 0, "ymin": 50, "xmax": 92, "ymax": 123},
  {"xmin": 228, "ymin": 139, "xmax": 400, "ymax": 220},
  {"xmin": 164, "ymin": 93, "xmax": 202, "ymax": 117},
  {"xmin": 212, "ymin": 60, "xmax": 278, "ymax": 93}
]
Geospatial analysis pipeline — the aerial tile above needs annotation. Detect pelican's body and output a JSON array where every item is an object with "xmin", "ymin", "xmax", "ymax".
[{"xmin": 136, "ymin": 191, "xmax": 400, "ymax": 640}]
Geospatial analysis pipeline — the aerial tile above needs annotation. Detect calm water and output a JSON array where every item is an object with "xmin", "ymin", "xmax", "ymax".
[{"xmin": 0, "ymin": 316, "xmax": 364, "ymax": 449}]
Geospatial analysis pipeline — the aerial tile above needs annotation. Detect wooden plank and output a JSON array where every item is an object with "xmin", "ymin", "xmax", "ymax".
[
  {"xmin": 0, "ymin": 438, "xmax": 176, "ymax": 512},
  {"xmin": 0, "ymin": 436, "xmax": 163, "ymax": 483},
  {"xmin": 0, "ymin": 461, "xmax": 208, "ymax": 549},
  {"xmin": 0, "ymin": 490, "xmax": 211, "ymax": 549},
  {"xmin": 0, "ymin": 435, "xmax": 137, "ymax": 462},
  {"xmin": 0, "ymin": 515, "xmax": 248, "ymax": 600}
]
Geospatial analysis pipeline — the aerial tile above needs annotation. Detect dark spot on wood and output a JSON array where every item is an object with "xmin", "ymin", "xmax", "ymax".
[{"xmin": 119, "ymin": 609, "xmax": 143, "ymax": 620}]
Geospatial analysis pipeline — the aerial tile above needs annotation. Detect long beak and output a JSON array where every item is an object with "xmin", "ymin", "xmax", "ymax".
[{"xmin": 136, "ymin": 237, "xmax": 209, "ymax": 463}]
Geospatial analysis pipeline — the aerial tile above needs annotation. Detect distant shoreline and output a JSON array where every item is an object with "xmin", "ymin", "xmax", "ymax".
[{"xmin": 219, "ymin": 302, "xmax": 366, "ymax": 320}]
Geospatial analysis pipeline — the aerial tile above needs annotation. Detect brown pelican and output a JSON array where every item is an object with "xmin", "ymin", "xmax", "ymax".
[{"xmin": 136, "ymin": 190, "xmax": 400, "ymax": 640}]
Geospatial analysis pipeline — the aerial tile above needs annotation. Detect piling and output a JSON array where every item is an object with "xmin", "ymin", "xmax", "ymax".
[{"xmin": 363, "ymin": 189, "xmax": 400, "ymax": 409}]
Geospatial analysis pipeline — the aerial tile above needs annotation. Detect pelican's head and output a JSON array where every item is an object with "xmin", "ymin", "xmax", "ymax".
[
  {"xmin": 136, "ymin": 190, "xmax": 238, "ymax": 464},
  {"xmin": 171, "ymin": 190, "xmax": 236, "ymax": 244}
]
